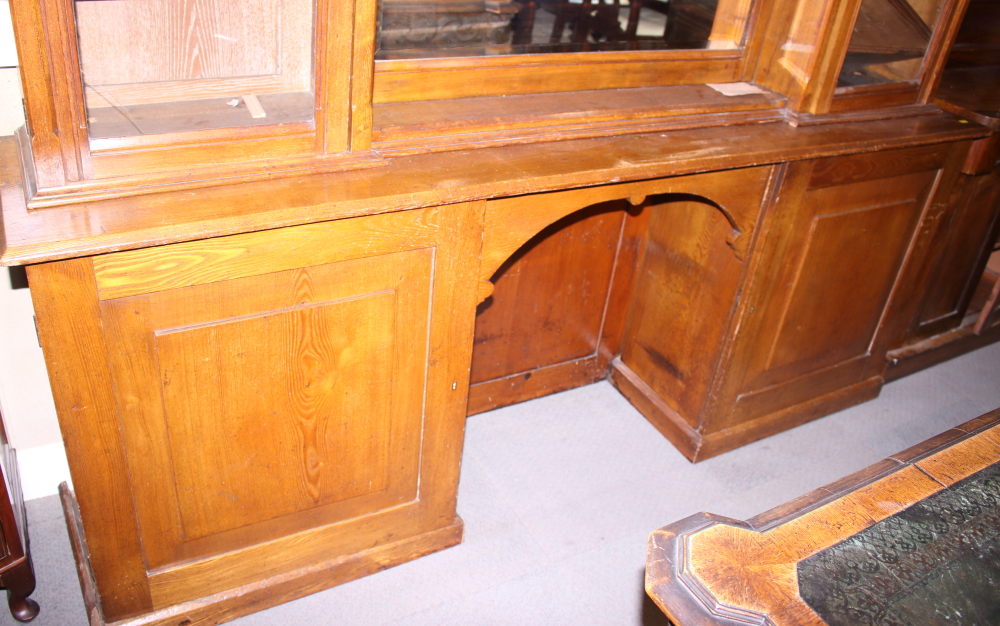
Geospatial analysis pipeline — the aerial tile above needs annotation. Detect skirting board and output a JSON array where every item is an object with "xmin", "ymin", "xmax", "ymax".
[
  {"xmin": 59, "ymin": 484, "xmax": 465, "ymax": 626},
  {"xmin": 15, "ymin": 442, "xmax": 72, "ymax": 500}
]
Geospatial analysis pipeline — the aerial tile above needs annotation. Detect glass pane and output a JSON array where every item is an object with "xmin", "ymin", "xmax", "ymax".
[
  {"xmin": 837, "ymin": 0, "xmax": 946, "ymax": 87},
  {"xmin": 935, "ymin": 0, "xmax": 1000, "ymax": 120},
  {"xmin": 375, "ymin": 0, "xmax": 749, "ymax": 60},
  {"xmin": 75, "ymin": 0, "xmax": 315, "ymax": 139}
]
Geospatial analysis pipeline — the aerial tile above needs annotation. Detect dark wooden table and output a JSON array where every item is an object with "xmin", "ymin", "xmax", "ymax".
[{"xmin": 646, "ymin": 407, "xmax": 1000, "ymax": 626}]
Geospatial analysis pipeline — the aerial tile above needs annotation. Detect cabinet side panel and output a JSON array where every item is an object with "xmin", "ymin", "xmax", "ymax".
[
  {"xmin": 618, "ymin": 166, "xmax": 774, "ymax": 427},
  {"xmin": 905, "ymin": 171, "xmax": 1000, "ymax": 340},
  {"xmin": 621, "ymin": 200, "xmax": 748, "ymax": 425},
  {"xmin": 101, "ymin": 251, "xmax": 432, "ymax": 574},
  {"xmin": 26, "ymin": 259, "xmax": 153, "ymax": 622}
]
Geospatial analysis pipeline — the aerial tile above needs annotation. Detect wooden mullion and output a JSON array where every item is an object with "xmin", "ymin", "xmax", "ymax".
[
  {"xmin": 39, "ymin": 0, "xmax": 90, "ymax": 183},
  {"xmin": 315, "ymin": 0, "xmax": 355, "ymax": 154},
  {"xmin": 9, "ymin": 0, "xmax": 66, "ymax": 189},
  {"xmin": 917, "ymin": 0, "xmax": 973, "ymax": 103},
  {"xmin": 800, "ymin": 0, "xmax": 866, "ymax": 114},
  {"xmin": 738, "ymin": 0, "xmax": 777, "ymax": 81},
  {"xmin": 349, "ymin": 0, "xmax": 378, "ymax": 153}
]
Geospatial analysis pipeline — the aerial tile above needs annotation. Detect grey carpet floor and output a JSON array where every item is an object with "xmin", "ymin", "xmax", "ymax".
[{"xmin": 5, "ymin": 342, "xmax": 1000, "ymax": 626}]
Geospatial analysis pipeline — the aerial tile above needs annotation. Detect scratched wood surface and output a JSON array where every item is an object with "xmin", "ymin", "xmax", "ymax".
[{"xmin": 646, "ymin": 409, "xmax": 1000, "ymax": 626}]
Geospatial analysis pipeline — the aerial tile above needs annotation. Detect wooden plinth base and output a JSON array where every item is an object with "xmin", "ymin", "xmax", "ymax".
[
  {"xmin": 467, "ymin": 354, "xmax": 610, "ymax": 416},
  {"xmin": 609, "ymin": 357, "xmax": 882, "ymax": 462},
  {"xmin": 58, "ymin": 484, "xmax": 463, "ymax": 626},
  {"xmin": 885, "ymin": 315, "xmax": 1000, "ymax": 382}
]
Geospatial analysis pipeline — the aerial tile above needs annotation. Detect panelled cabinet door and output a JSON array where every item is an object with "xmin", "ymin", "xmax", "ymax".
[
  {"xmin": 29, "ymin": 203, "xmax": 484, "ymax": 621},
  {"xmin": 901, "ymin": 169, "xmax": 1000, "ymax": 343},
  {"xmin": 714, "ymin": 145, "xmax": 960, "ymax": 431}
]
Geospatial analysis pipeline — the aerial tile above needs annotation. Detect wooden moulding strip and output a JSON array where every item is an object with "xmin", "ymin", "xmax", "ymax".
[
  {"xmin": 609, "ymin": 357, "xmax": 701, "ymax": 461},
  {"xmin": 60, "ymin": 483, "xmax": 464, "ymax": 626},
  {"xmin": 373, "ymin": 85, "xmax": 787, "ymax": 139},
  {"xmin": 884, "ymin": 314, "xmax": 1000, "ymax": 381},
  {"xmin": 26, "ymin": 150, "xmax": 388, "ymax": 210},
  {"xmin": 374, "ymin": 110, "xmax": 786, "ymax": 158},
  {"xmin": 467, "ymin": 355, "xmax": 607, "ymax": 416},
  {"xmin": 372, "ymin": 50, "xmax": 744, "ymax": 104},
  {"xmin": 370, "ymin": 84, "xmax": 789, "ymax": 156},
  {"xmin": 745, "ymin": 410, "xmax": 1000, "ymax": 527},
  {"xmin": 611, "ymin": 353, "xmax": 885, "ymax": 462},
  {"xmin": 1, "ymin": 114, "xmax": 991, "ymax": 267}
]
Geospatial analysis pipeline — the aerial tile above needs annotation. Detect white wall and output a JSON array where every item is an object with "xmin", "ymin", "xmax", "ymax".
[{"xmin": 0, "ymin": 0, "xmax": 72, "ymax": 499}]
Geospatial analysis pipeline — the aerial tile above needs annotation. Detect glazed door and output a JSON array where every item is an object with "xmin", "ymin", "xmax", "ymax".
[{"xmin": 29, "ymin": 203, "xmax": 484, "ymax": 621}]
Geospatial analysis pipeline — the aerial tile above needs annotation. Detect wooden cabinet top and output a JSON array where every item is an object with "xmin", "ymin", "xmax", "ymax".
[{"xmin": 0, "ymin": 111, "xmax": 988, "ymax": 266}]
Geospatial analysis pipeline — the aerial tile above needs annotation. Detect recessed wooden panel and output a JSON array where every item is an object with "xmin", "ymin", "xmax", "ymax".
[
  {"xmin": 101, "ymin": 249, "xmax": 431, "ymax": 575},
  {"xmin": 906, "ymin": 171, "xmax": 1000, "ymax": 340},
  {"xmin": 77, "ymin": 0, "xmax": 279, "ymax": 84},
  {"xmin": 157, "ymin": 292, "xmax": 395, "ymax": 542},
  {"xmin": 75, "ymin": 0, "xmax": 313, "ymax": 107},
  {"xmin": 765, "ymin": 200, "xmax": 916, "ymax": 372},
  {"xmin": 741, "ymin": 170, "xmax": 937, "ymax": 395}
]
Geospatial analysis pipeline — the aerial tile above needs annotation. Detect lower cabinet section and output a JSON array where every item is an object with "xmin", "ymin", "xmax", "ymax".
[
  {"xmin": 28, "ymin": 203, "xmax": 485, "ymax": 623},
  {"xmin": 613, "ymin": 144, "xmax": 971, "ymax": 461},
  {"xmin": 21, "ymin": 140, "xmax": 994, "ymax": 624}
]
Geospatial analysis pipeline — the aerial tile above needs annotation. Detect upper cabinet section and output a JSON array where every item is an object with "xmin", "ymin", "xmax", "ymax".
[
  {"xmin": 9, "ymin": 0, "xmax": 378, "ymax": 206},
  {"xmin": 753, "ymin": 0, "xmax": 971, "ymax": 114},
  {"xmin": 827, "ymin": 0, "xmax": 970, "ymax": 111},
  {"xmin": 3, "ymin": 0, "xmax": 981, "ymax": 206},
  {"xmin": 837, "ymin": 0, "xmax": 947, "ymax": 87},
  {"xmin": 76, "ymin": 0, "xmax": 316, "ymax": 139}
]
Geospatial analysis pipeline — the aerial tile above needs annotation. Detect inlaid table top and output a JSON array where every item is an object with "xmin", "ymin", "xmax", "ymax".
[{"xmin": 645, "ymin": 407, "xmax": 1000, "ymax": 626}]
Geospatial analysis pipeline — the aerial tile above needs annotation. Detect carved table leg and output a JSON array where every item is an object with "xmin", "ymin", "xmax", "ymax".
[{"xmin": 1, "ymin": 559, "xmax": 40, "ymax": 622}]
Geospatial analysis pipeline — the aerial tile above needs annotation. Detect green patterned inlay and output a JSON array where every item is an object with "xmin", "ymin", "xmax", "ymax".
[{"xmin": 797, "ymin": 461, "xmax": 1000, "ymax": 626}]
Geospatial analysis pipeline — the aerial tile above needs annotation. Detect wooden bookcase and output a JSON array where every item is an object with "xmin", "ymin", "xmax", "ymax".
[{"xmin": 1, "ymin": 0, "xmax": 998, "ymax": 623}]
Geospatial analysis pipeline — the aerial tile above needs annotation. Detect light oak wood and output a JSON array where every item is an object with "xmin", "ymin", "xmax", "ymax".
[
  {"xmin": 26, "ymin": 258, "xmax": 154, "ymax": 621},
  {"xmin": 7, "ymin": 0, "xmax": 373, "ymax": 203},
  {"xmin": 612, "ymin": 143, "xmax": 973, "ymax": 461},
  {"xmin": 60, "ymin": 483, "xmax": 463, "ymax": 626},
  {"xmin": 76, "ymin": 0, "xmax": 312, "ymax": 108},
  {"xmin": 2, "ymin": 114, "xmax": 986, "ymax": 248},
  {"xmin": 29, "ymin": 203, "xmax": 486, "ymax": 622},
  {"xmin": 6, "ymin": 1, "xmax": 1000, "ymax": 621},
  {"xmin": 900, "ymin": 170, "xmax": 1000, "ymax": 342},
  {"xmin": 468, "ymin": 199, "xmax": 646, "ymax": 414},
  {"xmin": 620, "ymin": 167, "xmax": 775, "ymax": 425},
  {"xmin": 374, "ymin": 51, "xmax": 745, "ymax": 103}
]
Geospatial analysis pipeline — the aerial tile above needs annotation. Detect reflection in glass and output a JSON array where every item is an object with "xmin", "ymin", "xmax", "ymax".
[
  {"xmin": 75, "ymin": 0, "xmax": 315, "ymax": 139},
  {"xmin": 376, "ymin": 0, "xmax": 741, "ymax": 59},
  {"xmin": 837, "ymin": 0, "xmax": 946, "ymax": 87}
]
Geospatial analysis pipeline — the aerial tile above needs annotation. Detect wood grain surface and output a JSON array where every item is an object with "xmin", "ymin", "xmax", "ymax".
[
  {"xmin": 1, "ymin": 114, "xmax": 988, "ymax": 265},
  {"xmin": 29, "ymin": 202, "xmax": 486, "ymax": 621},
  {"xmin": 646, "ymin": 410, "xmax": 1000, "ymax": 626}
]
